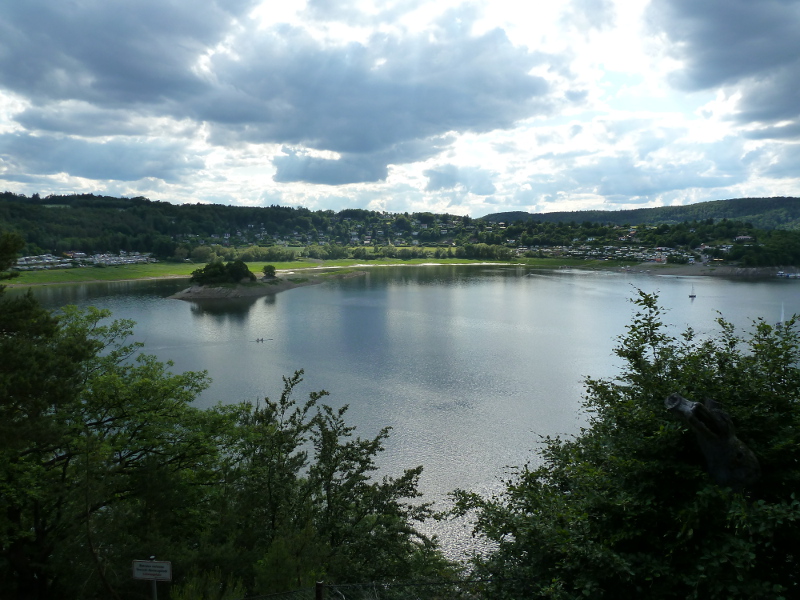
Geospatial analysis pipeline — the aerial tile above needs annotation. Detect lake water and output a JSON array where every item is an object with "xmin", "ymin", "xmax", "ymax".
[{"xmin": 15, "ymin": 265, "xmax": 799, "ymax": 556}]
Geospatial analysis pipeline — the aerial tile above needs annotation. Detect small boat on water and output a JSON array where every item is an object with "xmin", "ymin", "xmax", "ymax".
[
  {"xmin": 777, "ymin": 303, "xmax": 785, "ymax": 328},
  {"xmin": 689, "ymin": 284, "xmax": 696, "ymax": 299}
]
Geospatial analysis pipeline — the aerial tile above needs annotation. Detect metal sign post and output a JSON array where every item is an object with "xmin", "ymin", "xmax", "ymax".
[{"xmin": 133, "ymin": 559, "xmax": 172, "ymax": 600}]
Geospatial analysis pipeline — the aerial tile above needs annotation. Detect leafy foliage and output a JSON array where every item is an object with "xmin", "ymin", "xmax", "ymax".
[
  {"xmin": 170, "ymin": 567, "xmax": 245, "ymax": 600},
  {"xmin": 0, "ymin": 231, "xmax": 23, "ymax": 280},
  {"xmin": 204, "ymin": 372, "xmax": 449, "ymax": 593},
  {"xmin": 0, "ymin": 296, "xmax": 215, "ymax": 599},
  {"xmin": 190, "ymin": 259, "xmax": 256, "ymax": 285},
  {"xmin": 456, "ymin": 291, "xmax": 800, "ymax": 599}
]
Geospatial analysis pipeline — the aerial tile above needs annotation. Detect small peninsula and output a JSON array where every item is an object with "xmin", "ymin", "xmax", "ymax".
[{"xmin": 169, "ymin": 269, "xmax": 365, "ymax": 300}]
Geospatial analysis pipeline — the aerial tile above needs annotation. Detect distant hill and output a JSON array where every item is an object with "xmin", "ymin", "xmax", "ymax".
[{"xmin": 481, "ymin": 197, "xmax": 800, "ymax": 230}]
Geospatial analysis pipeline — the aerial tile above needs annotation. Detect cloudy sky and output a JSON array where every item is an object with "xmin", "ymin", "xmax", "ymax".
[{"xmin": 0, "ymin": 0, "xmax": 798, "ymax": 217}]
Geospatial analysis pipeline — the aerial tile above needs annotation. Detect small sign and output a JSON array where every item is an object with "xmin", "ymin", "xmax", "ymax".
[{"xmin": 132, "ymin": 560, "xmax": 172, "ymax": 581}]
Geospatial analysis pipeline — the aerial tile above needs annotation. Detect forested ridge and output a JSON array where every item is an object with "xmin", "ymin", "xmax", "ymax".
[
  {"xmin": 482, "ymin": 196, "xmax": 800, "ymax": 230},
  {"xmin": 5, "ymin": 192, "xmax": 800, "ymax": 267},
  {"xmin": 0, "ymin": 192, "xmax": 324, "ymax": 258}
]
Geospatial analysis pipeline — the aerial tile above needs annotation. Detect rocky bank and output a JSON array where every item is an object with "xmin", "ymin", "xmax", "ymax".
[{"xmin": 169, "ymin": 270, "xmax": 365, "ymax": 300}]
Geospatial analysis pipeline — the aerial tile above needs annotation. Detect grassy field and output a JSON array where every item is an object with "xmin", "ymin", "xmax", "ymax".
[
  {"xmin": 7, "ymin": 263, "xmax": 195, "ymax": 286},
  {"xmin": 6, "ymin": 257, "xmax": 635, "ymax": 287}
]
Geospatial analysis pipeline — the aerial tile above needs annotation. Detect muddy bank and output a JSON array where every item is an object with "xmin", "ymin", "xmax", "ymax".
[{"xmin": 169, "ymin": 270, "xmax": 365, "ymax": 300}]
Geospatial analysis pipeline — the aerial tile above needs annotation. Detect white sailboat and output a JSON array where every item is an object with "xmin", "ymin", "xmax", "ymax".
[
  {"xmin": 777, "ymin": 303, "xmax": 785, "ymax": 327},
  {"xmin": 689, "ymin": 283, "xmax": 696, "ymax": 299}
]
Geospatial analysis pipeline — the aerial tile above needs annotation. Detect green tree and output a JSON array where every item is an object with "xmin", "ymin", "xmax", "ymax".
[
  {"xmin": 0, "ymin": 295, "xmax": 217, "ymax": 599},
  {"xmin": 191, "ymin": 259, "xmax": 256, "ymax": 285},
  {"xmin": 394, "ymin": 215, "xmax": 413, "ymax": 232},
  {"xmin": 210, "ymin": 373, "xmax": 322, "ymax": 591},
  {"xmin": 262, "ymin": 264, "xmax": 277, "ymax": 278},
  {"xmin": 307, "ymin": 403, "xmax": 440, "ymax": 584},
  {"xmin": 0, "ymin": 231, "xmax": 23, "ymax": 280},
  {"xmin": 210, "ymin": 372, "xmax": 450, "ymax": 594},
  {"xmin": 0, "ymin": 253, "xmax": 451, "ymax": 597},
  {"xmin": 456, "ymin": 291, "xmax": 800, "ymax": 599},
  {"xmin": 226, "ymin": 259, "xmax": 256, "ymax": 282},
  {"xmin": 170, "ymin": 567, "xmax": 245, "ymax": 600}
]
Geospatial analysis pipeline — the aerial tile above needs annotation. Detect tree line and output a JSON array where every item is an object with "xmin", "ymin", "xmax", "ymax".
[
  {"xmin": 482, "ymin": 196, "xmax": 800, "ymax": 230},
  {"xmin": 5, "ymin": 192, "xmax": 800, "ymax": 267}
]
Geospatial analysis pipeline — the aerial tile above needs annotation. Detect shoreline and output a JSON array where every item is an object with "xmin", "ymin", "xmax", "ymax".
[
  {"xmin": 3, "ymin": 274, "xmax": 192, "ymax": 288},
  {"xmin": 169, "ymin": 277, "xmax": 320, "ymax": 300},
  {"xmin": 168, "ymin": 269, "xmax": 367, "ymax": 300},
  {"xmin": 621, "ymin": 263, "xmax": 796, "ymax": 278},
  {"xmin": 4, "ymin": 261, "xmax": 795, "ymax": 290}
]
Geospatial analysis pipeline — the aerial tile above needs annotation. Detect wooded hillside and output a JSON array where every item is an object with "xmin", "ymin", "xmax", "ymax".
[
  {"xmin": 482, "ymin": 197, "xmax": 800, "ymax": 230},
  {"xmin": 5, "ymin": 192, "xmax": 800, "ymax": 267}
]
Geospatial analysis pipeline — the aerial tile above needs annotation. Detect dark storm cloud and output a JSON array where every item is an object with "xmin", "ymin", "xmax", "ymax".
[
  {"xmin": 424, "ymin": 165, "xmax": 461, "ymax": 190},
  {"xmin": 0, "ymin": 0, "xmax": 257, "ymax": 105},
  {"xmin": 273, "ymin": 135, "xmax": 454, "ymax": 184},
  {"xmin": 760, "ymin": 144, "xmax": 800, "ymax": 179},
  {"xmin": 744, "ymin": 123, "xmax": 800, "ymax": 141},
  {"xmin": 424, "ymin": 164, "xmax": 496, "ymax": 195},
  {"xmin": 734, "ymin": 63, "xmax": 800, "ymax": 125},
  {"xmin": 14, "ymin": 103, "xmax": 160, "ymax": 137},
  {"xmin": 204, "ymin": 21, "xmax": 555, "ymax": 154},
  {"xmin": 0, "ymin": 133, "xmax": 202, "ymax": 183},
  {"xmin": 273, "ymin": 150, "xmax": 388, "ymax": 185},
  {"xmin": 0, "ymin": 1, "xmax": 563, "ymax": 187},
  {"xmin": 650, "ymin": 0, "xmax": 800, "ymax": 129}
]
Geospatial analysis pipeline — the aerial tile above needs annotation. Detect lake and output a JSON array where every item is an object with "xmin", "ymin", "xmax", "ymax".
[{"xmin": 15, "ymin": 264, "xmax": 798, "ymax": 556}]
